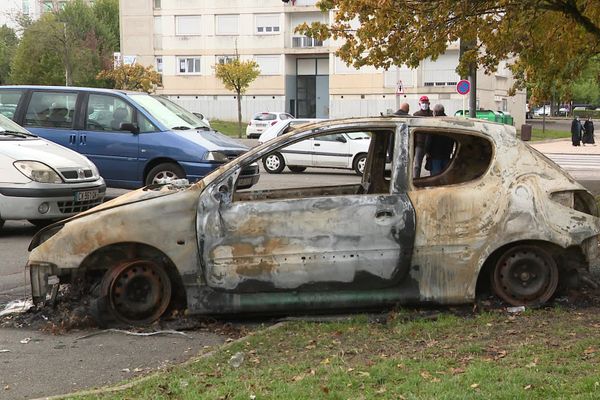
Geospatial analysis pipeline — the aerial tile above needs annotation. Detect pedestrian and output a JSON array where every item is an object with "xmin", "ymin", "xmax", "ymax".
[
  {"xmin": 394, "ymin": 102, "xmax": 410, "ymax": 116},
  {"xmin": 426, "ymin": 104, "xmax": 455, "ymax": 175},
  {"xmin": 571, "ymin": 115, "xmax": 583, "ymax": 146},
  {"xmin": 583, "ymin": 117, "xmax": 595, "ymax": 145},
  {"xmin": 412, "ymin": 96, "xmax": 433, "ymax": 177}
]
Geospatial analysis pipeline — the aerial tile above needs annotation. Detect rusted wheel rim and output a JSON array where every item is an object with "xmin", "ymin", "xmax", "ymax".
[
  {"xmin": 101, "ymin": 260, "xmax": 172, "ymax": 325},
  {"xmin": 492, "ymin": 246, "xmax": 558, "ymax": 306}
]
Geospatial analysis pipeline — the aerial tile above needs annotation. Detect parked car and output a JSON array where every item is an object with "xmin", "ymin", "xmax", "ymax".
[
  {"xmin": 262, "ymin": 126, "xmax": 370, "ymax": 175},
  {"xmin": 257, "ymin": 118, "xmax": 322, "ymax": 145},
  {"xmin": 0, "ymin": 114, "xmax": 105, "ymax": 230},
  {"xmin": 246, "ymin": 112, "xmax": 294, "ymax": 138},
  {"xmin": 534, "ymin": 106, "xmax": 551, "ymax": 116},
  {"xmin": 0, "ymin": 86, "xmax": 258, "ymax": 189},
  {"xmin": 27, "ymin": 117, "xmax": 600, "ymax": 326}
]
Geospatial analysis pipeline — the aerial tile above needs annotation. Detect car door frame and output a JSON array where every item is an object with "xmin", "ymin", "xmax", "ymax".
[{"xmin": 196, "ymin": 121, "xmax": 416, "ymax": 296}]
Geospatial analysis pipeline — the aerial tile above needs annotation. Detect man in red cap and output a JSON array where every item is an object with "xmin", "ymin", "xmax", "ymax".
[{"xmin": 412, "ymin": 95, "xmax": 433, "ymax": 177}]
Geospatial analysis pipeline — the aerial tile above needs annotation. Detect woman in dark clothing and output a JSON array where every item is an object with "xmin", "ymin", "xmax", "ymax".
[
  {"xmin": 583, "ymin": 118, "xmax": 595, "ymax": 145},
  {"xmin": 571, "ymin": 116, "xmax": 583, "ymax": 146}
]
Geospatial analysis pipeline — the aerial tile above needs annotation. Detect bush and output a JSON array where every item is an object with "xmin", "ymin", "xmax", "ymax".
[{"xmin": 573, "ymin": 109, "xmax": 600, "ymax": 119}]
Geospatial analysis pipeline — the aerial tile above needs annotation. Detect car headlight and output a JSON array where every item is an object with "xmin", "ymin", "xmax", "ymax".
[
  {"xmin": 203, "ymin": 151, "xmax": 230, "ymax": 162},
  {"xmin": 88, "ymin": 161, "xmax": 100, "ymax": 178},
  {"xmin": 14, "ymin": 161, "xmax": 63, "ymax": 183}
]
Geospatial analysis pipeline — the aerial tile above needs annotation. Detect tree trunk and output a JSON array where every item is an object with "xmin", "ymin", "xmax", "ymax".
[{"xmin": 237, "ymin": 91, "xmax": 243, "ymax": 138}]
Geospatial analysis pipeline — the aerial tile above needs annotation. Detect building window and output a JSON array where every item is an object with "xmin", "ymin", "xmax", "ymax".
[
  {"xmin": 42, "ymin": 1, "xmax": 53, "ymax": 12},
  {"xmin": 153, "ymin": 0, "xmax": 161, "ymax": 8},
  {"xmin": 291, "ymin": 36, "xmax": 323, "ymax": 48},
  {"xmin": 502, "ymin": 98, "xmax": 508, "ymax": 112},
  {"xmin": 178, "ymin": 57, "xmax": 201, "ymax": 74},
  {"xmin": 255, "ymin": 55, "xmax": 281, "ymax": 75},
  {"xmin": 216, "ymin": 55, "xmax": 236, "ymax": 65},
  {"xmin": 255, "ymin": 14, "xmax": 280, "ymax": 34},
  {"xmin": 155, "ymin": 57, "xmax": 163, "ymax": 73},
  {"xmin": 22, "ymin": 0, "xmax": 30, "ymax": 14},
  {"xmin": 176, "ymin": 16, "xmax": 201, "ymax": 36},
  {"xmin": 216, "ymin": 15, "xmax": 239, "ymax": 35}
]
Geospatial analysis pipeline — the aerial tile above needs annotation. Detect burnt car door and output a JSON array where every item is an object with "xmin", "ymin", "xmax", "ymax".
[{"xmin": 197, "ymin": 123, "xmax": 416, "ymax": 294}]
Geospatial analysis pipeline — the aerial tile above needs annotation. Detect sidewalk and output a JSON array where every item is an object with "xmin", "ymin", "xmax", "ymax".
[{"xmin": 529, "ymin": 138, "xmax": 600, "ymax": 155}]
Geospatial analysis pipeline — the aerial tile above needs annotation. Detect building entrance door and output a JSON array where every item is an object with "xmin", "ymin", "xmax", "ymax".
[
  {"xmin": 295, "ymin": 58, "xmax": 329, "ymax": 118},
  {"xmin": 297, "ymin": 75, "xmax": 316, "ymax": 118}
]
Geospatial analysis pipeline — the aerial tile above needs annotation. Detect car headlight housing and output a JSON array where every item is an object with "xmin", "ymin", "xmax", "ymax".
[
  {"xmin": 87, "ymin": 161, "xmax": 100, "ymax": 178},
  {"xmin": 14, "ymin": 161, "xmax": 63, "ymax": 183},
  {"xmin": 203, "ymin": 151, "xmax": 230, "ymax": 162}
]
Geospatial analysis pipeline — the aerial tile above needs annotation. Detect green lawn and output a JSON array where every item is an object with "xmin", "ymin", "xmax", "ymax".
[
  {"xmin": 530, "ymin": 128, "xmax": 570, "ymax": 141},
  {"xmin": 67, "ymin": 305, "xmax": 600, "ymax": 399},
  {"xmin": 210, "ymin": 120, "xmax": 247, "ymax": 138}
]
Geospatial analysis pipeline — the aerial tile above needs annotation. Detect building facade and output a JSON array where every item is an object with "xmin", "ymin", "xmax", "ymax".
[
  {"xmin": 120, "ymin": 0, "xmax": 526, "ymax": 127},
  {"xmin": 0, "ymin": 1, "xmax": 95, "ymax": 31}
]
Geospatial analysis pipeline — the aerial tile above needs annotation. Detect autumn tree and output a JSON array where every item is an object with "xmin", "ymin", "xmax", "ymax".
[
  {"xmin": 214, "ymin": 59, "xmax": 260, "ymax": 138},
  {"xmin": 97, "ymin": 63, "xmax": 162, "ymax": 93},
  {"xmin": 298, "ymin": 1, "xmax": 600, "ymax": 106}
]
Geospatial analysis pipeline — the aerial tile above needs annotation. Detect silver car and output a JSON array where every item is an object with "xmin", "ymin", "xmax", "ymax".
[{"xmin": 0, "ymin": 115, "xmax": 105, "ymax": 229}]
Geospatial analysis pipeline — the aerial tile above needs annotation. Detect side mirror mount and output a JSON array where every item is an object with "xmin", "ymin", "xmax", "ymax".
[
  {"xmin": 336, "ymin": 135, "xmax": 347, "ymax": 143},
  {"xmin": 120, "ymin": 122, "xmax": 139, "ymax": 134}
]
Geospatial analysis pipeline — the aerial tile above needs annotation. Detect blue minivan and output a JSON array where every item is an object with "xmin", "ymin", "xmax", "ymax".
[{"xmin": 0, "ymin": 86, "xmax": 258, "ymax": 189}]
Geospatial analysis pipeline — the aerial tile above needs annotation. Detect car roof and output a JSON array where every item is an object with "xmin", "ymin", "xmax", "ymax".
[{"xmin": 0, "ymin": 85, "xmax": 145, "ymax": 96}]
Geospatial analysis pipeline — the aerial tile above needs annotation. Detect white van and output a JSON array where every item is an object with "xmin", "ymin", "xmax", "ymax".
[{"xmin": 0, "ymin": 114, "xmax": 105, "ymax": 229}]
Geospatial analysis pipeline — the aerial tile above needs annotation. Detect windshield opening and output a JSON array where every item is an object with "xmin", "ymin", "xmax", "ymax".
[{"xmin": 129, "ymin": 94, "xmax": 208, "ymax": 130}]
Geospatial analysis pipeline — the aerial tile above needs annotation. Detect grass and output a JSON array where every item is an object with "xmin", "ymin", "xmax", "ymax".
[
  {"xmin": 210, "ymin": 120, "xmax": 247, "ymax": 138},
  {"xmin": 67, "ymin": 306, "xmax": 600, "ymax": 399},
  {"xmin": 530, "ymin": 128, "xmax": 570, "ymax": 141}
]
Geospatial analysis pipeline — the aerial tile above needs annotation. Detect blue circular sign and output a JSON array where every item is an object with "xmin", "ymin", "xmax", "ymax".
[{"xmin": 456, "ymin": 79, "xmax": 471, "ymax": 95}]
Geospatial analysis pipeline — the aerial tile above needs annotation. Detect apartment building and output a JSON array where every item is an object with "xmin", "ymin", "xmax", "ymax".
[{"xmin": 120, "ymin": 0, "xmax": 526, "ymax": 127}]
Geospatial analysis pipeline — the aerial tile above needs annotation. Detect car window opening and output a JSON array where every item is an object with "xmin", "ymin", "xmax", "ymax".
[
  {"xmin": 233, "ymin": 129, "xmax": 395, "ymax": 202},
  {"xmin": 413, "ymin": 130, "xmax": 493, "ymax": 188}
]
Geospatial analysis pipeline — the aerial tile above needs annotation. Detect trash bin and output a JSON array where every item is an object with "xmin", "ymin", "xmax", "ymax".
[{"xmin": 521, "ymin": 124, "xmax": 532, "ymax": 141}]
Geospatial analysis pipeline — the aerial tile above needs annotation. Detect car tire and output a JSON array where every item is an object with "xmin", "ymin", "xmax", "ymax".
[
  {"xmin": 145, "ymin": 163, "xmax": 185, "ymax": 186},
  {"xmin": 491, "ymin": 245, "xmax": 559, "ymax": 306},
  {"xmin": 353, "ymin": 153, "xmax": 367, "ymax": 175},
  {"xmin": 262, "ymin": 152, "xmax": 285, "ymax": 174},
  {"xmin": 96, "ymin": 259, "xmax": 172, "ymax": 326},
  {"xmin": 288, "ymin": 166, "xmax": 306, "ymax": 173}
]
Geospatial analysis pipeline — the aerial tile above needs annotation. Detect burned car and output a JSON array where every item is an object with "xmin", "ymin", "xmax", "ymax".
[{"xmin": 27, "ymin": 117, "xmax": 600, "ymax": 325}]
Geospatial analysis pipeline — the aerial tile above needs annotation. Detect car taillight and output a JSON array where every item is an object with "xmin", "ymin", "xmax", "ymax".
[
  {"xmin": 248, "ymin": 121, "xmax": 253, "ymax": 126},
  {"xmin": 271, "ymin": 121, "xmax": 277, "ymax": 125}
]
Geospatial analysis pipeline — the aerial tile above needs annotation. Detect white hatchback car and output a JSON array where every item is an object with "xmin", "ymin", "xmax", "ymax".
[
  {"xmin": 0, "ymin": 115, "xmax": 105, "ymax": 229},
  {"xmin": 262, "ymin": 129, "xmax": 371, "ymax": 175},
  {"xmin": 258, "ymin": 118, "xmax": 323, "ymax": 145},
  {"xmin": 246, "ymin": 112, "xmax": 294, "ymax": 138}
]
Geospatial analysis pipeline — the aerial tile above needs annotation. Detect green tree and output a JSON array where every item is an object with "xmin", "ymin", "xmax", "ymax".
[
  {"xmin": 97, "ymin": 63, "xmax": 162, "ymax": 93},
  {"xmin": 10, "ymin": 0, "xmax": 119, "ymax": 86},
  {"xmin": 298, "ymin": 1, "xmax": 600, "ymax": 105},
  {"xmin": 214, "ymin": 59, "xmax": 260, "ymax": 138},
  {"xmin": 0, "ymin": 25, "xmax": 18, "ymax": 84}
]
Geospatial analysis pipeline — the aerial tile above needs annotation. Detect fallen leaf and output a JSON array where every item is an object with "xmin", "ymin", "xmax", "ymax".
[
  {"xmin": 321, "ymin": 386, "xmax": 330, "ymax": 394},
  {"xmin": 524, "ymin": 384, "xmax": 532, "ymax": 390},
  {"xmin": 450, "ymin": 367, "xmax": 466, "ymax": 375},
  {"xmin": 357, "ymin": 371, "xmax": 370, "ymax": 378},
  {"xmin": 420, "ymin": 371, "xmax": 432, "ymax": 380},
  {"xmin": 470, "ymin": 383, "xmax": 480, "ymax": 389},
  {"xmin": 320, "ymin": 358, "xmax": 330, "ymax": 365}
]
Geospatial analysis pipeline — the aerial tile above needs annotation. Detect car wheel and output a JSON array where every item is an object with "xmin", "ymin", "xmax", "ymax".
[
  {"xmin": 98, "ymin": 259, "xmax": 172, "ymax": 326},
  {"xmin": 288, "ymin": 166, "xmax": 306, "ymax": 173},
  {"xmin": 353, "ymin": 154, "xmax": 367, "ymax": 175},
  {"xmin": 262, "ymin": 152, "xmax": 285, "ymax": 174},
  {"xmin": 145, "ymin": 163, "xmax": 185, "ymax": 186},
  {"xmin": 491, "ymin": 245, "xmax": 559, "ymax": 306},
  {"xmin": 28, "ymin": 219, "xmax": 56, "ymax": 228}
]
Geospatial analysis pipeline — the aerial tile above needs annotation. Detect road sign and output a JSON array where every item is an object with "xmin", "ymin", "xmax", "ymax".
[
  {"xmin": 396, "ymin": 80, "xmax": 404, "ymax": 95},
  {"xmin": 456, "ymin": 79, "xmax": 471, "ymax": 95}
]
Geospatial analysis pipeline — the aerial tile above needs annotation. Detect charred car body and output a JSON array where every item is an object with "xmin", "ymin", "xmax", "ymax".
[{"xmin": 27, "ymin": 117, "xmax": 600, "ymax": 325}]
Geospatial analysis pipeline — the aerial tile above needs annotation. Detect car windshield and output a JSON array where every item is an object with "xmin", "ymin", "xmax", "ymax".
[
  {"xmin": 254, "ymin": 113, "xmax": 277, "ymax": 121},
  {"xmin": 129, "ymin": 94, "xmax": 208, "ymax": 130},
  {"xmin": 0, "ymin": 114, "xmax": 35, "ymax": 136}
]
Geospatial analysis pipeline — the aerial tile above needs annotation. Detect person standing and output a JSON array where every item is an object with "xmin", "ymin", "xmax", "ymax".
[
  {"xmin": 583, "ymin": 117, "xmax": 595, "ymax": 145},
  {"xmin": 426, "ymin": 104, "xmax": 455, "ymax": 175},
  {"xmin": 571, "ymin": 116, "xmax": 583, "ymax": 146},
  {"xmin": 412, "ymin": 96, "xmax": 433, "ymax": 177},
  {"xmin": 394, "ymin": 102, "xmax": 410, "ymax": 116}
]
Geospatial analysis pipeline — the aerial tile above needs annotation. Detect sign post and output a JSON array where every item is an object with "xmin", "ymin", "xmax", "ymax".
[{"xmin": 456, "ymin": 79, "xmax": 471, "ymax": 118}]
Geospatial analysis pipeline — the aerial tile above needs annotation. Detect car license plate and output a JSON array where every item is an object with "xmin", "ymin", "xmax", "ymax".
[
  {"xmin": 74, "ymin": 190, "xmax": 100, "ymax": 202},
  {"xmin": 256, "ymin": 122, "xmax": 267, "ymax": 127}
]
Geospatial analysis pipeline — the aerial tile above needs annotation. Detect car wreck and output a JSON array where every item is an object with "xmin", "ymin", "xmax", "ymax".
[{"xmin": 27, "ymin": 117, "xmax": 600, "ymax": 325}]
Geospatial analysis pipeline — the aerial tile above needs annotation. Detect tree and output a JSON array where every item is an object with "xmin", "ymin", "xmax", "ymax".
[
  {"xmin": 10, "ymin": 0, "xmax": 119, "ymax": 86},
  {"xmin": 97, "ymin": 63, "xmax": 162, "ymax": 93},
  {"xmin": 297, "ymin": 1, "xmax": 600, "ymax": 105},
  {"xmin": 0, "ymin": 25, "xmax": 18, "ymax": 85},
  {"xmin": 214, "ymin": 59, "xmax": 260, "ymax": 138}
]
